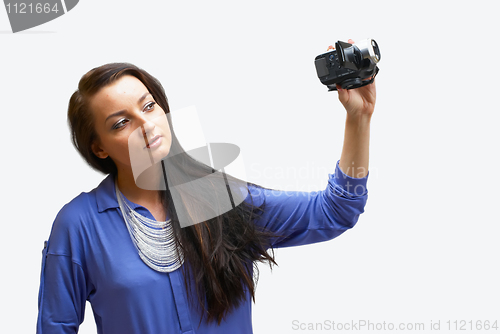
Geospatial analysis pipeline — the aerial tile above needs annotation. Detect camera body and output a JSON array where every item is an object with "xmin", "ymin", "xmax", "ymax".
[{"xmin": 315, "ymin": 39, "xmax": 380, "ymax": 91}]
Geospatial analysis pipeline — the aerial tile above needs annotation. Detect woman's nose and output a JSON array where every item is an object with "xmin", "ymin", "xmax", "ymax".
[
  {"xmin": 138, "ymin": 113, "xmax": 155, "ymax": 131},
  {"xmin": 138, "ymin": 115, "xmax": 156, "ymax": 140}
]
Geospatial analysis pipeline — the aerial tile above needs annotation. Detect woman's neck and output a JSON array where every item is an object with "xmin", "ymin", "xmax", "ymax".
[{"xmin": 115, "ymin": 164, "xmax": 164, "ymax": 207}]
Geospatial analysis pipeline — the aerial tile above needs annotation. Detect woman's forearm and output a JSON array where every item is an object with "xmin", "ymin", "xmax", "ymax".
[{"xmin": 339, "ymin": 113, "xmax": 371, "ymax": 179}]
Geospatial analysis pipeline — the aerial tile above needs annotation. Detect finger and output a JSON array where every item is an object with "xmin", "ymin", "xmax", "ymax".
[
  {"xmin": 328, "ymin": 39, "xmax": 355, "ymax": 51},
  {"xmin": 336, "ymin": 84, "xmax": 349, "ymax": 102}
]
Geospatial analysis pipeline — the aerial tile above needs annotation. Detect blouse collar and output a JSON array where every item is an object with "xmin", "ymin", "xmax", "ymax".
[{"xmin": 95, "ymin": 174, "xmax": 143, "ymax": 213}]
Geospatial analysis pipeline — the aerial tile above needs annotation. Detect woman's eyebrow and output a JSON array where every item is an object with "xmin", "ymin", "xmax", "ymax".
[{"xmin": 105, "ymin": 92, "xmax": 152, "ymax": 123}]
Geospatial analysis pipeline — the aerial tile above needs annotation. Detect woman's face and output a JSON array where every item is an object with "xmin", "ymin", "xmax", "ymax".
[{"xmin": 90, "ymin": 75, "xmax": 172, "ymax": 175}]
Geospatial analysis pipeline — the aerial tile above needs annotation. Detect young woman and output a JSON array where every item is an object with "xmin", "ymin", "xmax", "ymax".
[{"xmin": 37, "ymin": 56, "xmax": 375, "ymax": 333}]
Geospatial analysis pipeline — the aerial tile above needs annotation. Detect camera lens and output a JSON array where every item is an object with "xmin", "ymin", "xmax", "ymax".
[
  {"xmin": 371, "ymin": 40, "xmax": 381, "ymax": 62},
  {"xmin": 355, "ymin": 39, "xmax": 381, "ymax": 64}
]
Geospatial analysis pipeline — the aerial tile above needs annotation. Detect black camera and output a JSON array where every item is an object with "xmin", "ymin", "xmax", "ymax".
[{"xmin": 315, "ymin": 39, "xmax": 380, "ymax": 91}]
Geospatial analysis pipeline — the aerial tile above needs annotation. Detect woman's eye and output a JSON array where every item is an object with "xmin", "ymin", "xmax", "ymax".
[
  {"xmin": 113, "ymin": 119, "xmax": 128, "ymax": 130},
  {"xmin": 145, "ymin": 102, "xmax": 156, "ymax": 111}
]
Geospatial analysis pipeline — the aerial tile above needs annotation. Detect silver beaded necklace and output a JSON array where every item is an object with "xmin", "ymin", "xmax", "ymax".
[{"xmin": 115, "ymin": 181, "xmax": 184, "ymax": 273}]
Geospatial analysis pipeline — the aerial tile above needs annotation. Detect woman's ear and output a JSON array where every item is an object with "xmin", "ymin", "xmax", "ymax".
[{"xmin": 91, "ymin": 141, "xmax": 109, "ymax": 159}]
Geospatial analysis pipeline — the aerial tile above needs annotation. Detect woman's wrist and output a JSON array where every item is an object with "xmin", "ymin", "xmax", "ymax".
[{"xmin": 345, "ymin": 112, "xmax": 373, "ymax": 127}]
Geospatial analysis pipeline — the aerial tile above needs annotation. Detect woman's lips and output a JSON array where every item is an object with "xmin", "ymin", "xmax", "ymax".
[{"xmin": 144, "ymin": 135, "xmax": 162, "ymax": 149}]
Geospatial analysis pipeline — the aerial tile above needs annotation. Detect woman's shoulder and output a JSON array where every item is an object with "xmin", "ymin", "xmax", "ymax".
[
  {"xmin": 47, "ymin": 174, "xmax": 114, "ymax": 255},
  {"xmin": 56, "ymin": 174, "xmax": 113, "ymax": 224}
]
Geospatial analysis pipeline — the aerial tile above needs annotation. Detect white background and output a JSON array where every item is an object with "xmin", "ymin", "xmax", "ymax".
[{"xmin": 1, "ymin": 0, "xmax": 499, "ymax": 333}]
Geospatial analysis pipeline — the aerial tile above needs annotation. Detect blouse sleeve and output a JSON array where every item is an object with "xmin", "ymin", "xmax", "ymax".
[
  {"xmin": 249, "ymin": 160, "xmax": 369, "ymax": 248},
  {"xmin": 37, "ymin": 242, "xmax": 87, "ymax": 333},
  {"xmin": 36, "ymin": 201, "xmax": 92, "ymax": 333}
]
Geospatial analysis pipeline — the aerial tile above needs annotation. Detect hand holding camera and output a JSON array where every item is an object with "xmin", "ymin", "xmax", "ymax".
[{"xmin": 316, "ymin": 39, "xmax": 379, "ymax": 118}]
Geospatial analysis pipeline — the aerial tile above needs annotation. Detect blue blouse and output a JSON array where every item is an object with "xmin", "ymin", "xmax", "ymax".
[{"xmin": 36, "ymin": 160, "xmax": 368, "ymax": 334}]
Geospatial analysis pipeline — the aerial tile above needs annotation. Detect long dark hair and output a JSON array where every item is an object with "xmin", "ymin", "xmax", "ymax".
[{"xmin": 67, "ymin": 63, "xmax": 279, "ymax": 325}]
